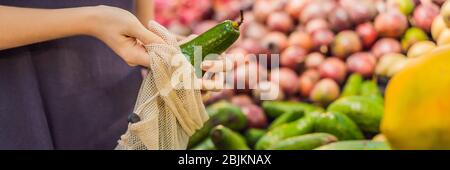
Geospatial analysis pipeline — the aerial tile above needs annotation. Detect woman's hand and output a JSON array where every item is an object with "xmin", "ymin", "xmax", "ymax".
[
  {"xmin": 0, "ymin": 5, "xmax": 227, "ymax": 77},
  {"xmin": 87, "ymin": 6, "xmax": 164, "ymax": 67},
  {"xmin": 0, "ymin": 5, "xmax": 163, "ymax": 67}
]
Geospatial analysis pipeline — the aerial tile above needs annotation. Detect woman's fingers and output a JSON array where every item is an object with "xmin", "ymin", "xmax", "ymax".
[
  {"xmin": 129, "ymin": 23, "xmax": 164, "ymax": 45},
  {"xmin": 122, "ymin": 22, "xmax": 164, "ymax": 67},
  {"xmin": 117, "ymin": 38, "xmax": 150, "ymax": 67}
]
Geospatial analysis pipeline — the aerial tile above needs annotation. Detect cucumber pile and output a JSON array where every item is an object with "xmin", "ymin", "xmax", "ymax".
[{"xmin": 188, "ymin": 73, "xmax": 390, "ymax": 150}]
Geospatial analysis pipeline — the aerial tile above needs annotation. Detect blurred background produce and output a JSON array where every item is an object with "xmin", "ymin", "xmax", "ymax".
[{"xmin": 155, "ymin": 0, "xmax": 450, "ymax": 150}]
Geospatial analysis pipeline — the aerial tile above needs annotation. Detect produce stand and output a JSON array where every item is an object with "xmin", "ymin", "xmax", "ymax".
[{"xmin": 155, "ymin": 0, "xmax": 450, "ymax": 150}]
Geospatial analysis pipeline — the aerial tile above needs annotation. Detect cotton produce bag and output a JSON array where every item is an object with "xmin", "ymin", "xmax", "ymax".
[{"xmin": 116, "ymin": 21, "xmax": 209, "ymax": 150}]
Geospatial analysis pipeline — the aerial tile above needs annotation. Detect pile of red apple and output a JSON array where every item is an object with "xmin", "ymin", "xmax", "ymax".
[{"xmin": 156, "ymin": 0, "xmax": 447, "ymax": 129}]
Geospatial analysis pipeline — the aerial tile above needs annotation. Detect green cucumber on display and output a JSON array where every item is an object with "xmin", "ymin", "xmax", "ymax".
[
  {"xmin": 309, "ymin": 111, "xmax": 365, "ymax": 140},
  {"xmin": 244, "ymin": 128, "xmax": 267, "ymax": 148},
  {"xmin": 315, "ymin": 140, "xmax": 391, "ymax": 150},
  {"xmin": 268, "ymin": 111, "xmax": 304, "ymax": 130},
  {"xmin": 269, "ymin": 133, "xmax": 338, "ymax": 150},
  {"xmin": 187, "ymin": 101, "xmax": 247, "ymax": 149},
  {"xmin": 255, "ymin": 116, "xmax": 315, "ymax": 150},
  {"xmin": 191, "ymin": 138, "xmax": 216, "ymax": 150},
  {"xmin": 262, "ymin": 101, "xmax": 322, "ymax": 118},
  {"xmin": 211, "ymin": 125, "xmax": 250, "ymax": 150},
  {"xmin": 327, "ymin": 96, "xmax": 383, "ymax": 133}
]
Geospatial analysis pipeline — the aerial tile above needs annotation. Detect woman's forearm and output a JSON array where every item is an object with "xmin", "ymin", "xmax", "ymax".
[
  {"xmin": 136, "ymin": 0, "xmax": 154, "ymax": 26},
  {"xmin": 0, "ymin": 6, "xmax": 97, "ymax": 50},
  {"xmin": 0, "ymin": 5, "xmax": 164, "ymax": 67}
]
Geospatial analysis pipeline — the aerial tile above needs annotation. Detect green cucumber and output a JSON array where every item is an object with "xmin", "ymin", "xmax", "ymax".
[
  {"xmin": 327, "ymin": 96, "xmax": 383, "ymax": 134},
  {"xmin": 341, "ymin": 74, "xmax": 363, "ymax": 97},
  {"xmin": 211, "ymin": 125, "xmax": 250, "ymax": 150},
  {"xmin": 268, "ymin": 111, "xmax": 304, "ymax": 130},
  {"xmin": 205, "ymin": 100, "xmax": 234, "ymax": 117},
  {"xmin": 255, "ymin": 116, "xmax": 315, "ymax": 150},
  {"xmin": 191, "ymin": 138, "xmax": 216, "ymax": 150},
  {"xmin": 314, "ymin": 140, "xmax": 391, "ymax": 150},
  {"xmin": 269, "ymin": 133, "xmax": 338, "ymax": 150},
  {"xmin": 244, "ymin": 128, "xmax": 267, "ymax": 149},
  {"xmin": 187, "ymin": 101, "xmax": 247, "ymax": 148},
  {"xmin": 188, "ymin": 124, "xmax": 211, "ymax": 149},
  {"xmin": 309, "ymin": 111, "xmax": 364, "ymax": 140},
  {"xmin": 262, "ymin": 101, "xmax": 322, "ymax": 118},
  {"xmin": 180, "ymin": 19, "xmax": 241, "ymax": 76}
]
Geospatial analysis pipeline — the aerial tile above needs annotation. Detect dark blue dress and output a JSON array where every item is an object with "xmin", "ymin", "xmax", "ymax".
[{"xmin": 0, "ymin": 0, "xmax": 142, "ymax": 149}]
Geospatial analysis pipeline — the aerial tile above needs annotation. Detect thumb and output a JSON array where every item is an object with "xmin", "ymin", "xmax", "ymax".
[{"xmin": 130, "ymin": 24, "xmax": 165, "ymax": 45}]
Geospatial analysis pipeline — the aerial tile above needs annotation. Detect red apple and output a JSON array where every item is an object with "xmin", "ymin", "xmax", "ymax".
[
  {"xmin": 412, "ymin": 3, "xmax": 440, "ymax": 32},
  {"xmin": 262, "ymin": 32, "xmax": 289, "ymax": 53},
  {"xmin": 288, "ymin": 31, "xmax": 313, "ymax": 52},
  {"xmin": 281, "ymin": 46, "xmax": 308, "ymax": 70},
  {"xmin": 318, "ymin": 57, "xmax": 348, "ymax": 83},
  {"xmin": 374, "ymin": 10, "xmax": 408, "ymax": 38},
  {"xmin": 240, "ymin": 38, "xmax": 268, "ymax": 55},
  {"xmin": 305, "ymin": 52, "xmax": 326, "ymax": 69},
  {"xmin": 310, "ymin": 78, "xmax": 340, "ymax": 105},
  {"xmin": 300, "ymin": 0, "xmax": 338, "ymax": 23},
  {"xmin": 231, "ymin": 95, "xmax": 254, "ymax": 107},
  {"xmin": 341, "ymin": 0, "xmax": 378, "ymax": 24},
  {"xmin": 285, "ymin": 0, "xmax": 310, "ymax": 20},
  {"xmin": 298, "ymin": 69, "xmax": 321, "ymax": 97},
  {"xmin": 371, "ymin": 38, "xmax": 402, "ymax": 58},
  {"xmin": 243, "ymin": 22, "xmax": 269, "ymax": 40},
  {"xmin": 267, "ymin": 11, "xmax": 294, "ymax": 33},
  {"xmin": 346, "ymin": 52, "xmax": 377, "ymax": 77},
  {"xmin": 356, "ymin": 22, "xmax": 378, "ymax": 48},
  {"xmin": 253, "ymin": 0, "xmax": 281, "ymax": 23},
  {"xmin": 242, "ymin": 104, "xmax": 268, "ymax": 128},
  {"xmin": 331, "ymin": 31, "xmax": 363, "ymax": 59},
  {"xmin": 328, "ymin": 7, "xmax": 353, "ymax": 32},
  {"xmin": 270, "ymin": 68, "xmax": 299, "ymax": 95},
  {"xmin": 311, "ymin": 29, "xmax": 335, "ymax": 54},
  {"xmin": 305, "ymin": 19, "xmax": 329, "ymax": 34}
]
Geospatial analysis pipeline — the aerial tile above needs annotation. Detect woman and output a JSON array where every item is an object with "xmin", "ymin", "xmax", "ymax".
[{"xmin": 0, "ymin": 0, "xmax": 219, "ymax": 149}]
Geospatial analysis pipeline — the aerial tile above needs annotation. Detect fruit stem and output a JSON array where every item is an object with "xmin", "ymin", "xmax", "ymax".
[{"xmin": 238, "ymin": 10, "xmax": 244, "ymax": 26}]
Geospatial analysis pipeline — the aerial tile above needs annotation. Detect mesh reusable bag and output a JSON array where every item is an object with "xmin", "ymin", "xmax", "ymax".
[{"xmin": 116, "ymin": 21, "xmax": 209, "ymax": 150}]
